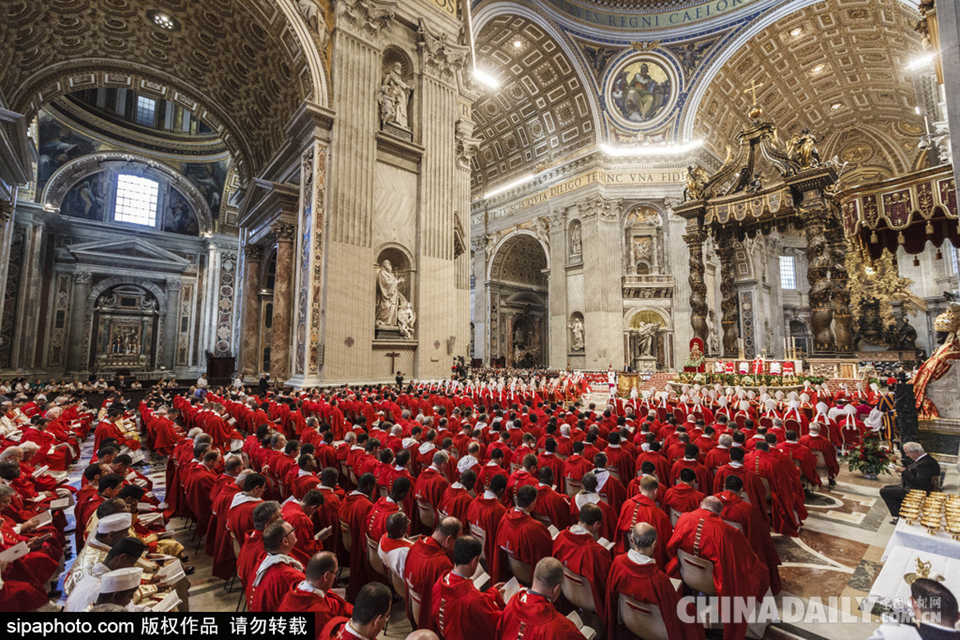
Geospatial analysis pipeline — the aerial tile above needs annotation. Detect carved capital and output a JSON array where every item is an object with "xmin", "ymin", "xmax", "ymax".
[
  {"xmin": 301, "ymin": 148, "xmax": 315, "ymax": 191},
  {"xmin": 578, "ymin": 196, "xmax": 620, "ymax": 222},
  {"xmin": 547, "ymin": 207, "xmax": 567, "ymax": 228},
  {"xmin": 418, "ymin": 19, "xmax": 468, "ymax": 82},
  {"xmin": 243, "ymin": 244, "xmax": 264, "ymax": 262},
  {"xmin": 336, "ymin": 0, "xmax": 396, "ymax": 44},
  {"xmin": 272, "ymin": 222, "xmax": 297, "ymax": 243},
  {"xmin": 166, "ymin": 278, "xmax": 183, "ymax": 293},
  {"xmin": 455, "ymin": 120, "xmax": 480, "ymax": 171},
  {"xmin": 72, "ymin": 270, "xmax": 92, "ymax": 285}
]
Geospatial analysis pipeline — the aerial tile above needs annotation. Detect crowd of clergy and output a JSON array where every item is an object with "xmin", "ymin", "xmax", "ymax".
[{"xmin": 0, "ymin": 377, "xmax": 898, "ymax": 639}]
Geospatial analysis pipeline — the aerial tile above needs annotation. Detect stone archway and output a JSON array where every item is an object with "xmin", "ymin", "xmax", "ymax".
[{"xmin": 487, "ymin": 233, "xmax": 549, "ymax": 367}]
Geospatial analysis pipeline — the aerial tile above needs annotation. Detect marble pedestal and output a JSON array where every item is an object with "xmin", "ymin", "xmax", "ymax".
[{"xmin": 636, "ymin": 356, "xmax": 657, "ymax": 374}]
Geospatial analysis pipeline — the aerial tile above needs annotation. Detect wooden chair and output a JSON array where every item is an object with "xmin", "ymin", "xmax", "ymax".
[
  {"xmin": 619, "ymin": 596, "xmax": 669, "ymax": 640},
  {"xmin": 676, "ymin": 549, "xmax": 717, "ymax": 595},
  {"xmin": 503, "ymin": 548, "xmax": 533, "ymax": 585},
  {"xmin": 722, "ymin": 518, "xmax": 743, "ymax": 532},
  {"xmin": 408, "ymin": 585, "xmax": 423, "ymax": 624},
  {"xmin": 390, "ymin": 567, "xmax": 407, "ymax": 600},
  {"xmin": 417, "ymin": 499, "xmax": 437, "ymax": 531},
  {"xmin": 562, "ymin": 567, "xmax": 597, "ymax": 614},
  {"xmin": 735, "ymin": 415, "xmax": 747, "ymax": 430},
  {"xmin": 606, "ymin": 467, "xmax": 622, "ymax": 484},
  {"xmin": 469, "ymin": 524, "xmax": 488, "ymax": 561},
  {"xmin": 759, "ymin": 477, "xmax": 772, "ymax": 503},
  {"xmin": 673, "ymin": 408, "xmax": 685, "ymax": 423},
  {"xmin": 669, "ymin": 507, "xmax": 682, "ymax": 527},
  {"xmin": 565, "ymin": 478, "xmax": 583, "ymax": 498},
  {"xmin": 784, "ymin": 418, "xmax": 802, "ymax": 433},
  {"xmin": 339, "ymin": 520, "xmax": 352, "ymax": 554},
  {"xmin": 657, "ymin": 407, "xmax": 668, "ymax": 423},
  {"xmin": 366, "ymin": 534, "xmax": 386, "ymax": 577},
  {"xmin": 759, "ymin": 417, "xmax": 773, "ymax": 429}
]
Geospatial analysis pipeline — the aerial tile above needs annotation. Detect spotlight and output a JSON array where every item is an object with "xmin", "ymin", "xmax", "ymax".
[{"xmin": 790, "ymin": 27, "xmax": 803, "ymax": 37}]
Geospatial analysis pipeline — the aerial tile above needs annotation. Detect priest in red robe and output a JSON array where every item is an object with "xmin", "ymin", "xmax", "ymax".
[
  {"xmin": 669, "ymin": 444, "xmax": 714, "ymax": 492},
  {"xmin": 366, "ymin": 477, "xmax": 409, "ymax": 545},
  {"xmin": 437, "ymin": 469, "xmax": 475, "ymax": 524},
  {"xmin": 493, "ymin": 485, "xmax": 553, "ymax": 583},
  {"xmin": 663, "ymin": 469, "xmax": 705, "ymax": 518},
  {"xmin": 552, "ymin": 503, "xmax": 612, "ymax": 622},
  {"xmin": 431, "ymin": 535, "xmax": 505, "ymax": 640},
  {"xmin": 606, "ymin": 522, "xmax": 704, "ymax": 640},
  {"xmin": 716, "ymin": 475, "xmax": 782, "ymax": 595},
  {"xmin": 237, "ymin": 501, "xmax": 282, "ymax": 588},
  {"xmin": 798, "ymin": 423, "xmax": 838, "ymax": 487},
  {"xmin": 712, "ymin": 447, "xmax": 768, "ymax": 523},
  {"xmin": 281, "ymin": 489, "xmax": 326, "ymax": 560},
  {"xmin": 403, "ymin": 516, "xmax": 461, "ymax": 629},
  {"xmin": 413, "ymin": 451, "xmax": 450, "ymax": 532},
  {"xmin": 466, "ymin": 473, "xmax": 508, "ymax": 568},
  {"xmin": 248, "ymin": 520, "xmax": 306, "ymax": 612},
  {"xmin": 278, "ymin": 551, "xmax": 352, "ymax": 631},
  {"xmin": 744, "ymin": 441, "xmax": 807, "ymax": 536},
  {"xmin": 339, "ymin": 473, "xmax": 376, "ymax": 601},
  {"xmin": 616, "ymin": 476, "xmax": 671, "ymax": 567},
  {"xmin": 496, "ymin": 557, "xmax": 584, "ymax": 640},
  {"xmin": 667, "ymin": 497, "xmax": 771, "ymax": 640},
  {"xmin": 533, "ymin": 467, "xmax": 571, "ymax": 530}
]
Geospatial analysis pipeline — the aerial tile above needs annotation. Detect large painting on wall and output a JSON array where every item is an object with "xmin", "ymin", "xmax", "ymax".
[
  {"xmin": 607, "ymin": 54, "xmax": 678, "ymax": 128},
  {"xmin": 37, "ymin": 113, "xmax": 101, "ymax": 192},
  {"xmin": 183, "ymin": 161, "xmax": 228, "ymax": 218},
  {"xmin": 163, "ymin": 187, "xmax": 200, "ymax": 235},
  {"xmin": 61, "ymin": 173, "xmax": 106, "ymax": 220}
]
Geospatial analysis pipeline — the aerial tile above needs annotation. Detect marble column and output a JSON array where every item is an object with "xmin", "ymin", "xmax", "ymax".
[
  {"xmin": 240, "ymin": 245, "xmax": 262, "ymax": 377},
  {"xmin": 683, "ymin": 221, "xmax": 709, "ymax": 345},
  {"xmin": 163, "ymin": 278, "xmax": 181, "ymax": 372},
  {"xmin": 66, "ymin": 270, "xmax": 92, "ymax": 374},
  {"xmin": 717, "ymin": 238, "xmax": 740, "ymax": 357},
  {"xmin": 270, "ymin": 223, "xmax": 296, "ymax": 382},
  {"xmin": 12, "ymin": 220, "xmax": 43, "ymax": 369}
]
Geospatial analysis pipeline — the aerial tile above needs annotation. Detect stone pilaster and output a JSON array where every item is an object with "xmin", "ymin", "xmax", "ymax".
[
  {"xmin": 66, "ymin": 270, "xmax": 92, "ymax": 374},
  {"xmin": 416, "ymin": 18, "xmax": 469, "ymax": 377},
  {"xmin": 240, "ymin": 245, "xmax": 263, "ymax": 377},
  {"xmin": 270, "ymin": 223, "xmax": 296, "ymax": 382},
  {"xmin": 716, "ymin": 237, "xmax": 739, "ymax": 357},
  {"xmin": 163, "ymin": 278, "xmax": 182, "ymax": 372},
  {"xmin": 547, "ymin": 208, "xmax": 568, "ymax": 369},
  {"xmin": 579, "ymin": 195, "xmax": 623, "ymax": 368},
  {"xmin": 12, "ymin": 221, "xmax": 44, "ymax": 369}
]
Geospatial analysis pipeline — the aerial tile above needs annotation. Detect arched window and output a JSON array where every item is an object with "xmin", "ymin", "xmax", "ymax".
[{"xmin": 114, "ymin": 174, "xmax": 159, "ymax": 226}]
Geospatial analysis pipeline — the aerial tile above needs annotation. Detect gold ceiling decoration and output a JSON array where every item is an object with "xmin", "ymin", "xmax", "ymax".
[
  {"xmin": 0, "ymin": 0, "xmax": 319, "ymax": 181},
  {"xmin": 471, "ymin": 15, "xmax": 595, "ymax": 196},
  {"xmin": 694, "ymin": 0, "xmax": 925, "ymax": 184}
]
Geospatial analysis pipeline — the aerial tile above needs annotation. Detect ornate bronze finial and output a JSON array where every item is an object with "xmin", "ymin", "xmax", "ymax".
[{"xmin": 744, "ymin": 80, "xmax": 764, "ymax": 118}]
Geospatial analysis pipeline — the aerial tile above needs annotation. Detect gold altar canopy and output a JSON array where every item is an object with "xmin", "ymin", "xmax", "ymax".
[{"xmin": 674, "ymin": 96, "xmax": 852, "ymax": 358}]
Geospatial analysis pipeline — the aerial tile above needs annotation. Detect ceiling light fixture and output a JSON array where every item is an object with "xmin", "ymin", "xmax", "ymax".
[
  {"xmin": 483, "ymin": 173, "xmax": 535, "ymax": 199},
  {"xmin": 147, "ymin": 9, "xmax": 179, "ymax": 31},
  {"xmin": 906, "ymin": 53, "xmax": 937, "ymax": 70},
  {"xmin": 473, "ymin": 69, "xmax": 500, "ymax": 89},
  {"xmin": 812, "ymin": 64, "xmax": 825, "ymax": 74},
  {"xmin": 513, "ymin": 39, "xmax": 522, "ymax": 48},
  {"xmin": 831, "ymin": 102, "xmax": 843, "ymax": 110},
  {"xmin": 789, "ymin": 27, "xmax": 803, "ymax": 37},
  {"xmin": 600, "ymin": 140, "xmax": 704, "ymax": 157},
  {"xmin": 915, "ymin": 106, "xmax": 921, "ymax": 115}
]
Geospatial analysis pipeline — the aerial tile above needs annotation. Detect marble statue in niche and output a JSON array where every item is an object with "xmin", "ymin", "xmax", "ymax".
[
  {"xmin": 569, "ymin": 223, "xmax": 582, "ymax": 257},
  {"xmin": 376, "ymin": 260, "xmax": 405, "ymax": 327},
  {"xmin": 635, "ymin": 321, "xmax": 660, "ymax": 357},
  {"xmin": 380, "ymin": 62, "xmax": 412, "ymax": 130},
  {"xmin": 569, "ymin": 316, "xmax": 584, "ymax": 351}
]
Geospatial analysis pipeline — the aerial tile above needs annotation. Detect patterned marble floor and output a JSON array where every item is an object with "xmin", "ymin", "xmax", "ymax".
[{"xmin": 54, "ymin": 430, "xmax": 905, "ymax": 639}]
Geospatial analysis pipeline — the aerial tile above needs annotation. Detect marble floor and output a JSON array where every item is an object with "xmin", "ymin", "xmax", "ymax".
[{"xmin": 54, "ymin": 429, "xmax": 914, "ymax": 640}]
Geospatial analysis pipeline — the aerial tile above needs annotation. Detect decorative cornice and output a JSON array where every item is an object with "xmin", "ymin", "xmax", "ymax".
[
  {"xmin": 577, "ymin": 195, "xmax": 621, "ymax": 222},
  {"xmin": 243, "ymin": 245, "xmax": 264, "ymax": 262},
  {"xmin": 418, "ymin": 19, "xmax": 469, "ymax": 83},
  {"xmin": 337, "ymin": 0, "xmax": 396, "ymax": 45}
]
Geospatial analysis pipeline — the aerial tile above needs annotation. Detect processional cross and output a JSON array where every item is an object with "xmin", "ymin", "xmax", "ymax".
[{"xmin": 744, "ymin": 80, "xmax": 764, "ymax": 105}]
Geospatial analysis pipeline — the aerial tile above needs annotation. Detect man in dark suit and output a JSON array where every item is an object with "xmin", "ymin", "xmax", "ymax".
[
  {"xmin": 868, "ymin": 578, "xmax": 960, "ymax": 640},
  {"xmin": 880, "ymin": 442, "xmax": 941, "ymax": 522}
]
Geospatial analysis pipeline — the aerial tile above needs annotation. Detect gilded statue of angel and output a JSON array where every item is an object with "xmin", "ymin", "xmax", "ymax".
[
  {"xmin": 787, "ymin": 127, "xmax": 821, "ymax": 168},
  {"xmin": 683, "ymin": 164, "xmax": 710, "ymax": 201}
]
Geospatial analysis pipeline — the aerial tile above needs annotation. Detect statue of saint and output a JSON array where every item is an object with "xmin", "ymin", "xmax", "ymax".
[
  {"xmin": 569, "ymin": 224, "xmax": 582, "ymax": 256},
  {"xmin": 635, "ymin": 321, "xmax": 660, "ymax": 357},
  {"xmin": 397, "ymin": 302, "xmax": 417, "ymax": 339},
  {"xmin": 376, "ymin": 260, "xmax": 405, "ymax": 328},
  {"xmin": 569, "ymin": 317, "xmax": 584, "ymax": 351},
  {"xmin": 787, "ymin": 127, "xmax": 821, "ymax": 168},
  {"xmin": 380, "ymin": 62, "xmax": 411, "ymax": 130}
]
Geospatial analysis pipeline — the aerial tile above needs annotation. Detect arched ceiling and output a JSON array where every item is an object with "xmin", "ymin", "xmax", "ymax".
[
  {"xmin": 490, "ymin": 233, "xmax": 548, "ymax": 287},
  {"xmin": 692, "ymin": 0, "xmax": 926, "ymax": 182},
  {"xmin": 471, "ymin": 14, "xmax": 597, "ymax": 195},
  {"xmin": 0, "ymin": 0, "xmax": 323, "ymax": 181}
]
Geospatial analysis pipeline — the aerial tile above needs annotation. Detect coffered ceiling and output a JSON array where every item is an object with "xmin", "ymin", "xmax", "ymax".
[
  {"xmin": 0, "ymin": 0, "xmax": 321, "ymax": 180},
  {"xmin": 692, "ymin": 0, "xmax": 926, "ymax": 183},
  {"xmin": 471, "ymin": 14, "xmax": 598, "ymax": 195}
]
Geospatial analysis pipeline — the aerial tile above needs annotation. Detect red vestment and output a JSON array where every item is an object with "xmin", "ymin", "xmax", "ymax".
[
  {"xmin": 716, "ymin": 490, "xmax": 781, "ymax": 595},
  {"xmin": 616, "ymin": 495, "xmax": 671, "ymax": 567},
  {"xmin": 466, "ymin": 493, "xmax": 506, "ymax": 566},
  {"xmin": 338, "ymin": 491, "xmax": 373, "ymax": 601},
  {"xmin": 744, "ymin": 449, "xmax": 807, "ymax": 536},
  {"xmin": 553, "ymin": 527, "xmax": 613, "ymax": 618},
  {"xmin": 493, "ymin": 508, "xmax": 553, "ymax": 583},
  {"xmin": 712, "ymin": 464, "xmax": 768, "ymax": 523},
  {"xmin": 431, "ymin": 570, "xmax": 504, "ymax": 640},
  {"xmin": 669, "ymin": 459, "xmax": 713, "ymax": 493},
  {"xmin": 404, "ymin": 536, "xmax": 453, "ymax": 629},
  {"xmin": 278, "ymin": 582, "xmax": 353, "ymax": 635},
  {"xmin": 667, "ymin": 509, "xmax": 770, "ymax": 640},
  {"xmin": 247, "ymin": 556, "xmax": 305, "ymax": 612},
  {"xmin": 282, "ymin": 500, "xmax": 321, "ymax": 559},
  {"xmin": 364, "ymin": 497, "xmax": 400, "ymax": 545},
  {"xmin": 798, "ymin": 434, "xmax": 839, "ymax": 478},
  {"xmin": 605, "ymin": 554, "xmax": 704, "ymax": 640},
  {"xmin": 496, "ymin": 590, "xmax": 583, "ymax": 640},
  {"xmin": 533, "ymin": 484, "xmax": 571, "ymax": 530},
  {"xmin": 437, "ymin": 485, "xmax": 472, "ymax": 524},
  {"xmin": 237, "ymin": 530, "xmax": 265, "ymax": 588},
  {"xmin": 662, "ymin": 484, "xmax": 704, "ymax": 516}
]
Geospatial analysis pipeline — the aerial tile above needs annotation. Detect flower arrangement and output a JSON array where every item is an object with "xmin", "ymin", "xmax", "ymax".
[
  {"xmin": 840, "ymin": 433, "xmax": 895, "ymax": 478},
  {"xmin": 669, "ymin": 372, "xmax": 827, "ymax": 388}
]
